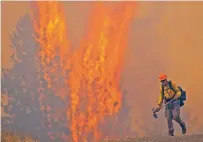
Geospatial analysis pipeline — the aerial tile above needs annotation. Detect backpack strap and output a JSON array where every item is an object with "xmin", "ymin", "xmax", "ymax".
[
  {"xmin": 168, "ymin": 80, "xmax": 177, "ymax": 99},
  {"xmin": 168, "ymin": 81, "xmax": 176, "ymax": 93},
  {"xmin": 161, "ymin": 84, "xmax": 164, "ymax": 99},
  {"xmin": 162, "ymin": 81, "xmax": 176, "ymax": 102}
]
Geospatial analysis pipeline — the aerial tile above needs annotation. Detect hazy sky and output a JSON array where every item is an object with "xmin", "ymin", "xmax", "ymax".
[{"xmin": 2, "ymin": 1, "xmax": 203, "ymax": 136}]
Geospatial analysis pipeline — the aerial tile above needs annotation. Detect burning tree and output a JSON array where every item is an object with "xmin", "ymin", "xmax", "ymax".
[
  {"xmin": 2, "ymin": 2, "xmax": 137, "ymax": 142},
  {"xmin": 1, "ymin": 13, "xmax": 69, "ymax": 142}
]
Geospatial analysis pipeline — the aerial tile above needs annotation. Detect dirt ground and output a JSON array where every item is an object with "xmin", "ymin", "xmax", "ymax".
[
  {"xmin": 2, "ymin": 130, "xmax": 203, "ymax": 142},
  {"xmin": 106, "ymin": 134, "xmax": 203, "ymax": 142}
]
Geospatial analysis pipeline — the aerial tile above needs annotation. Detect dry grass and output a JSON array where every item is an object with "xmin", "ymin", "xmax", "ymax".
[{"xmin": 1, "ymin": 130, "xmax": 39, "ymax": 142}]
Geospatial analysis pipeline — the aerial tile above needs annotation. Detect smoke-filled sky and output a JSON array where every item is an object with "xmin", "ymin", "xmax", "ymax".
[{"xmin": 2, "ymin": 1, "xmax": 203, "ymax": 137}]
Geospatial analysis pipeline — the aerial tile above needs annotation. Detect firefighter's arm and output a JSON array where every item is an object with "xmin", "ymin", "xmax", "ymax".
[
  {"xmin": 157, "ymin": 86, "xmax": 163, "ymax": 107},
  {"xmin": 171, "ymin": 82, "xmax": 181, "ymax": 99}
]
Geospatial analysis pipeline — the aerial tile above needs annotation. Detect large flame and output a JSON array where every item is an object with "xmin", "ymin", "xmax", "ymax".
[
  {"xmin": 30, "ymin": 2, "xmax": 71, "ymax": 140},
  {"xmin": 31, "ymin": 1, "xmax": 70, "ymax": 89},
  {"xmin": 31, "ymin": 1, "xmax": 136, "ymax": 141},
  {"xmin": 68, "ymin": 2, "xmax": 136, "ymax": 142}
]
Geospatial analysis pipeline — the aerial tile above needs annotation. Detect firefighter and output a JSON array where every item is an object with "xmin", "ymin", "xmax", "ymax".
[{"xmin": 156, "ymin": 74, "xmax": 186, "ymax": 136}]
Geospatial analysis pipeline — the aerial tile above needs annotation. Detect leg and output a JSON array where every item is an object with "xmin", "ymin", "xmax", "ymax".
[
  {"xmin": 174, "ymin": 116, "xmax": 186, "ymax": 134},
  {"xmin": 172, "ymin": 100, "xmax": 187, "ymax": 134},
  {"xmin": 165, "ymin": 106, "xmax": 174, "ymax": 136},
  {"xmin": 166, "ymin": 118, "xmax": 174, "ymax": 136},
  {"xmin": 173, "ymin": 115, "xmax": 186, "ymax": 134}
]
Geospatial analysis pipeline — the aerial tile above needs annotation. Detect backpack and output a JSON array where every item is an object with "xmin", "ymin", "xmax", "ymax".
[{"xmin": 161, "ymin": 81, "xmax": 186, "ymax": 107}]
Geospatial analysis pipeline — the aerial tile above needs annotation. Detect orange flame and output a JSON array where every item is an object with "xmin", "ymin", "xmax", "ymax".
[
  {"xmin": 31, "ymin": 1, "xmax": 70, "ymax": 89},
  {"xmin": 68, "ymin": 2, "xmax": 136, "ymax": 142},
  {"xmin": 31, "ymin": 1, "xmax": 136, "ymax": 141},
  {"xmin": 30, "ymin": 2, "xmax": 70, "ymax": 140}
]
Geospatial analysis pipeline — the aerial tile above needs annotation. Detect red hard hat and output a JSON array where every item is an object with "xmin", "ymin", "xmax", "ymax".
[{"xmin": 159, "ymin": 74, "xmax": 167, "ymax": 81}]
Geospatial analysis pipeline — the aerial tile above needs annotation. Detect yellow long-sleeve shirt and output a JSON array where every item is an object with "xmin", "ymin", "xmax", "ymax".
[{"xmin": 157, "ymin": 81, "xmax": 181, "ymax": 107}]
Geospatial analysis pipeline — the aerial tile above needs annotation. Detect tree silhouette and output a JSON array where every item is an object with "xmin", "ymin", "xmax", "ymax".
[{"xmin": 1, "ymin": 13, "xmax": 69, "ymax": 142}]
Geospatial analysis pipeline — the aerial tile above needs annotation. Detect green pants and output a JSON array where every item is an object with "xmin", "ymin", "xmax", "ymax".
[{"xmin": 165, "ymin": 100, "xmax": 185, "ymax": 134}]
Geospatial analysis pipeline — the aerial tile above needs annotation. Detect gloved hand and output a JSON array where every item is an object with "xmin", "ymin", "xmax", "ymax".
[{"xmin": 155, "ymin": 105, "xmax": 161, "ymax": 112}]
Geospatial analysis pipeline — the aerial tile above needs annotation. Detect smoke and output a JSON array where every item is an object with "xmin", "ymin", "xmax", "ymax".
[
  {"xmin": 2, "ymin": 13, "xmax": 70, "ymax": 142},
  {"xmin": 157, "ymin": 2, "xmax": 203, "ymax": 134},
  {"xmin": 2, "ymin": 2, "xmax": 203, "ymax": 140},
  {"xmin": 123, "ymin": 2, "xmax": 203, "ymax": 136}
]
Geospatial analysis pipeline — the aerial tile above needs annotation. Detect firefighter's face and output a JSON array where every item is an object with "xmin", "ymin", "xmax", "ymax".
[{"xmin": 161, "ymin": 79, "xmax": 168, "ymax": 86}]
